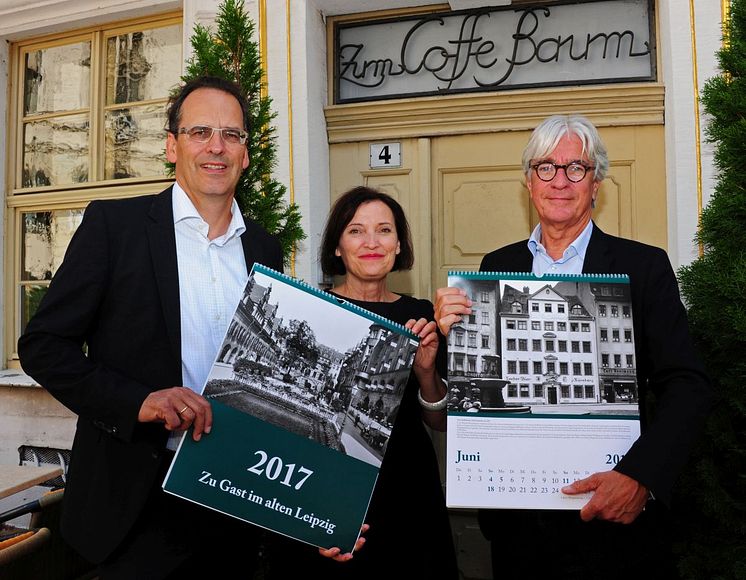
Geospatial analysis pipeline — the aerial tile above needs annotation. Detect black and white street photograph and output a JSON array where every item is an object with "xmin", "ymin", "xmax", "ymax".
[
  {"xmin": 203, "ymin": 269, "xmax": 419, "ymax": 468},
  {"xmin": 446, "ymin": 275, "xmax": 638, "ymax": 414}
]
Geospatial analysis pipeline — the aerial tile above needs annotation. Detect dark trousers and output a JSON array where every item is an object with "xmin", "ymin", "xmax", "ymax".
[
  {"xmin": 479, "ymin": 503, "xmax": 678, "ymax": 580},
  {"xmin": 98, "ymin": 457, "xmax": 261, "ymax": 580}
]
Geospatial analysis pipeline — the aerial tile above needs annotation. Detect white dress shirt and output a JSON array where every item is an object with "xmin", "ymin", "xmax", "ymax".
[
  {"xmin": 172, "ymin": 182, "xmax": 249, "ymax": 392},
  {"xmin": 527, "ymin": 220, "xmax": 593, "ymax": 276}
]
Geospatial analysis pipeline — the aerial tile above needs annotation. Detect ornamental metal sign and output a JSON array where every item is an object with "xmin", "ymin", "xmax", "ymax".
[{"xmin": 334, "ymin": 0, "xmax": 655, "ymax": 104}]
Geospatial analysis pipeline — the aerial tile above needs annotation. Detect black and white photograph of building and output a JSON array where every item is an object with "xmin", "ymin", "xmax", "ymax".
[
  {"xmin": 446, "ymin": 276, "xmax": 638, "ymax": 413},
  {"xmin": 203, "ymin": 270, "xmax": 418, "ymax": 468}
]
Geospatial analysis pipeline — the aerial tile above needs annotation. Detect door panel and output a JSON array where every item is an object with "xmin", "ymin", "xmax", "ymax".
[{"xmin": 328, "ymin": 124, "xmax": 667, "ymax": 301}]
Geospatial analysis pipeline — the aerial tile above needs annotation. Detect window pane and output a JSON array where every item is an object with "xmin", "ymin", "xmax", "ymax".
[
  {"xmin": 21, "ymin": 284, "xmax": 48, "ymax": 332},
  {"xmin": 105, "ymin": 105, "xmax": 167, "ymax": 179},
  {"xmin": 24, "ymin": 114, "xmax": 89, "ymax": 186},
  {"xmin": 22, "ymin": 209, "xmax": 85, "ymax": 280},
  {"xmin": 106, "ymin": 24, "xmax": 182, "ymax": 105},
  {"xmin": 24, "ymin": 41, "xmax": 91, "ymax": 115}
]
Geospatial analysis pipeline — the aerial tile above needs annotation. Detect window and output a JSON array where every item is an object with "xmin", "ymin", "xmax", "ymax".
[
  {"xmin": 482, "ymin": 311, "xmax": 490, "ymax": 324},
  {"xmin": 624, "ymin": 329, "xmax": 632, "ymax": 342},
  {"xmin": 506, "ymin": 320, "xmax": 516, "ymax": 330},
  {"xmin": 574, "ymin": 385, "xmax": 583, "ymax": 398},
  {"xmin": 561, "ymin": 385, "xmax": 570, "ymax": 398},
  {"xmin": 582, "ymin": 341, "xmax": 591, "ymax": 353},
  {"xmin": 558, "ymin": 340, "xmax": 567, "ymax": 352},
  {"xmin": 544, "ymin": 321, "xmax": 554, "ymax": 331},
  {"xmin": 573, "ymin": 362, "xmax": 581, "ymax": 375},
  {"xmin": 599, "ymin": 304, "xmax": 607, "ymax": 316},
  {"xmin": 614, "ymin": 354, "xmax": 622, "ymax": 367},
  {"xmin": 519, "ymin": 361, "xmax": 529, "ymax": 374},
  {"xmin": 584, "ymin": 385, "xmax": 594, "ymax": 399},
  {"xmin": 558, "ymin": 304, "xmax": 565, "ymax": 313},
  {"xmin": 532, "ymin": 303, "xmax": 539, "ymax": 312},
  {"xmin": 611, "ymin": 305, "xmax": 619, "ymax": 317},
  {"xmin": 557, "ymin": 322, "xmax": 566, "ymax": 331},
  {"xmin": 507, "ymin": 339, "xmax": 516, "ymax": 351},
  {"xmin": 571, "ymin": 341, "xmax": 580, "ymax": 353},
  {"xmin": 571, "ymin": 305, "xmax": 583, "ymax": 315},
  {"xmin": 546, "ymin": 362, "xmax": 556, "ymax": 373},
  {"xmin": 454, "ymin": 354, "xmax": 464, "ymax": 371},
  {"xmin": 584, "ymin": 362, "xmax": 593, "ymax": 375},
  {"xmin": 481, "ymin": 335, "xmax": 490, "ymax": 348},
  {"xmin": 455, "ymin": 331, "xmax": 464, "ymax": 347},
  {"xmin": 612, "ymin": 329, "xmax": 620, "ymax": 342},
  {"xmin": 507, "ymin": 384, "xmax": 517, "ymax": 397},
  {"xmin": 517, "ymin": 320, "xmax": 527, "ymax": 330},
  {"xmin": 545, "ymin": 340, "xmax": 555, "ymax": 352},
  {"xmin": 518, "ymin": 339, "xmax": 528, "ymax": 351},
  {"xmin": 600, "ymin": 329, "xmax": 608, "ymax": 341},
  {"xmin": 545, "ymin": 304, "xmax": 552, "ymax": 313},
  {"xmin": 623, "ymin": 305, "xmax": 631, "ymax": 318},
  {"xmin": 468, "ymin": 313, "xmax": 476, "ymax": 324},
  {"xmin": 467, "ymin": 356, "xmax": 477, "ymax": 372},
  {"xmin": 570, "ymin": 323, "xmax": 579, "ymax": 332},
  {"xmin": 481, "ymin": 291, "xmax": 490, "ymax": 302},
  {"xmin": 626, "ymin": 354, "xmax": 634, "ymax": 367},
  {"xmin": 532, "ymin": 339, "xmax": 542, "ymax": 351},
  {"xmin": 533, "ymin": 361, "xmax": 542, "ymax": 374},
  {"xmin": 468, "ymin": 332, "xmax": 477, "ymax": 348},
  {"xmin": 532, "ymin": 321, "xmax": 541, "ymax": 330},
  {"xmin": 559, "ymin": 362, "xmax": 568, "ymax": 375},
  {"xmin": 581, "ymin": 323, "xmax": 590, "ymax": 332},
  {"xmin": 9, "ymin": 15, "xmax": 182, "ymax": 359},
  {"xmin": 602, "ymin": 354, "xmax": 609, "ymax": 367},
  {"xmin": 534, "ymin": 384, "xmax": 544, "ymax": 398},
  {"xmin": 507, "ymin": 361, "xmax": 517, "ymax": 374},
  {"xmin": 519, "ymin": 384, "xmax": 530, "ymax": 397}
]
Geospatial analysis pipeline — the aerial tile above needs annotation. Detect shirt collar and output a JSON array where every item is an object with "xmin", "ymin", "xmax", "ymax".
[
  {"xmin": 527, "ymin": 220, "xmax": 594, "ymax": 263},
  {"xmin": 171, "ymin": 181, "xmax": 246, "ymax": 243}
]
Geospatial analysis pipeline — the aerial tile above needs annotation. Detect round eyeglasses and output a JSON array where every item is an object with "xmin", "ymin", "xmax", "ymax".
[
  {"xmin": 176, "ymin": 125, "xmax": 248, "ymax": 146},
  {"xmin": 530, "ymin": 162, "xmax": 594, "ymax": 183}
]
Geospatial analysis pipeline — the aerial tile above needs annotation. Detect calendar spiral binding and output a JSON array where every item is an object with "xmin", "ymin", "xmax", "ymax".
[
  {"xmin": 448, "ymin": 270, "xmax": 630, "ymax": 283},
  {"xmin": 252, "ymin": 264, "xmax": 419, "ymax": 340}
]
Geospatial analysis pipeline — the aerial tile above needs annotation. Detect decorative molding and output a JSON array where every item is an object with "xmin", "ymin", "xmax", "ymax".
[
  {"xmin": 0, "ymin": 0, "xmax": 179, "ymax": 39},
  {"xmin": 325, "ymin": 83, "xmax": 665, "ymax": 143}
]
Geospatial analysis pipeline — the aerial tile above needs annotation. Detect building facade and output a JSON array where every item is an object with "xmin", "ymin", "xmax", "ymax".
[{"xmin": 0, "ymin": 1, "xmax": 726, "ymax": 577}]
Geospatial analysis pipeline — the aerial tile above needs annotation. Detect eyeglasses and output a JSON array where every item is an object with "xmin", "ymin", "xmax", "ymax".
[
  {"xmin": 530, "ymin": 161, "xmax": 595, "ymax": 183},
  {"xmin": 176, "ymin": 125, "xmax": 248, "ymax": 145}
]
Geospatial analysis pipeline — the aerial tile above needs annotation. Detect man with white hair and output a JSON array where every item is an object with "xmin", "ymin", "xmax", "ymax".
[{"xmin": 435, "ymin": 115, "xmax": 712, "ymax": 578}]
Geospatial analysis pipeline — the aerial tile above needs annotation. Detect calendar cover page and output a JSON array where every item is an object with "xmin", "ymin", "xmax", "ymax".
[
  {"xmin": 445, "ymin": 272, "xmax": 641, "ymax": 510},
  {"xmin": 163, "ymin": 264, "xmax": 419, "ymax": 551}
]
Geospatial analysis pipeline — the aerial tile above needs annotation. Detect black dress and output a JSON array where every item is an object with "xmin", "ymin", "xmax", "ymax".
[{"xmin": 266, "ymin": 293, "xmax": 458, "ymax": 579}]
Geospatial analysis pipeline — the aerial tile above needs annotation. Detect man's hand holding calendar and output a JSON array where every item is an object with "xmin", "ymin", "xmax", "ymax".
[{"xmin": 562, "ymin": 470, "xmax": 648, "ymax": 524}]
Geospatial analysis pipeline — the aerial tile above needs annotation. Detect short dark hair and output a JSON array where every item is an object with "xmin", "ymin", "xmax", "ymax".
[
  {"xmin": 166, "ymin": 76, "xmax": 250, "ymax": 135},
  {"xmin": 320, "ymin": 186, "xmax": 414, "ymax": 277}
]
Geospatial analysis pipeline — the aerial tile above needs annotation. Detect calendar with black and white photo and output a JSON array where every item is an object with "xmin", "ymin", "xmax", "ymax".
[
  {"xmin": 164, "ymin": 264, "xmax": 419, "ymax": 550},
  {"xmin": 444, "ymin": 271, "xmax": 641, "ymax": 510}
]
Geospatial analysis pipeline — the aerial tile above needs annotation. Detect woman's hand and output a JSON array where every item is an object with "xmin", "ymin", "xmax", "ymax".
[
  {"xmin": 406, "ymin": 317, "xmax": 439, "ymax": 373},
  {"xmin": 434, "ymin": 287, "xmax": 472, "ymax": 336},
  {"xmin": 318, "ymin": 524, "xmax": 370, "ymax": 562}
]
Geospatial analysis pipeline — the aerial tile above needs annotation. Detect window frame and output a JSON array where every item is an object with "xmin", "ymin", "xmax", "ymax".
[{"xmin": 5, "ymin": 12, "xmax": 182, "ymax": 366}]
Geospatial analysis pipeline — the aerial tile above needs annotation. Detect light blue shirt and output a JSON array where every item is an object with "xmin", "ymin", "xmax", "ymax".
[
  {"xmin": 527, "ymin": 220, "xmax": 593, "ymax": 276},
  {"xmin": 172, "ymin": 182, "xmax": 248, "ymax": 393}
]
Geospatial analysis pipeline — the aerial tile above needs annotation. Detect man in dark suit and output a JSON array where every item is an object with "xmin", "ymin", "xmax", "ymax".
[
  {"xmin": 435, "ymin": 115, "xmax": 712, "ymax": 579},
  {"xmin": 18, "ymin": 76, "xmax": 283, "ymax": 578}
]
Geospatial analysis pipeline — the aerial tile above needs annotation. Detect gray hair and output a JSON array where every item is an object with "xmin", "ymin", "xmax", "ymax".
[{"xmin": 522, "ymin": 115, "xmax": 609, "ymax": 182}]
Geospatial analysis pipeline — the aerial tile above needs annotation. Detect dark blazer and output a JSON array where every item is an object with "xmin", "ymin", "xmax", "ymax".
[
  {"xmin": 18, "ymin": 187, "xmax": 283, "ymax": 564},
  {"xmin": 479, "ymin": 224, "xmax": 712, "ymax": 505}
]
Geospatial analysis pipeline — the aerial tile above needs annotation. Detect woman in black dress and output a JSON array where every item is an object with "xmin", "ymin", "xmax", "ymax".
[{"xmin": 268, "ymin": 186, "xmax": 457, "ymax": 579}]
